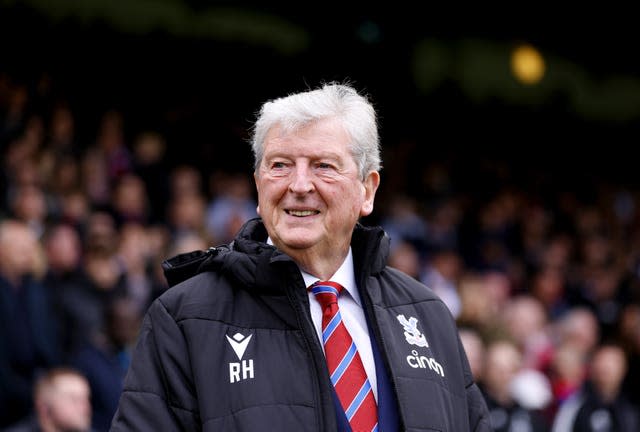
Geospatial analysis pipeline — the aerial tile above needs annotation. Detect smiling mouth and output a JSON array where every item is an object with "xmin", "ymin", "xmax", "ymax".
[{"xmin": 286, "ymin": 210, "xmax": 320, "ymax": 217}]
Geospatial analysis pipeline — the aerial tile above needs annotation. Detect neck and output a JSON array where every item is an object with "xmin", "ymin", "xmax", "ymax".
[
  {"xmin": 292, "ymin": 248, "xmax": 349, "ymax": 281},
  {"xmin": 0, "ymin": 270, "xmax": 23, "ymax": 289}
]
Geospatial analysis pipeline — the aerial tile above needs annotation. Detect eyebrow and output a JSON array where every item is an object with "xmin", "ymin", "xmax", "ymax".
[{"xmin": 264, "ymin": 150, "xmax": 343, "ymax": 160}]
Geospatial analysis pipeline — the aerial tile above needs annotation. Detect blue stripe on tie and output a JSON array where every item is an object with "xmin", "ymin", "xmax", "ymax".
[
  {"xmin": 330, "ymin": 341, "xmax": 357, "ymax": 385},
  {"xmin": 372, "ymin": 423, "xmax": 379, "ymax": 432},
  {"xmin": 345, "ymin": 380, "xmax": 372, "ymax": 420},
  {"xmin": 312, "ymin": 285, "xmax": 339, "ymax": 297},
  {"xmin": 322, "ymin": 311, "xmax": 342, "ymax": 343}
]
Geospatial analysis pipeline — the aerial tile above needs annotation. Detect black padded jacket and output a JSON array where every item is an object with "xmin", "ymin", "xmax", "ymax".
[{"xmin": 110, "ymin": 218, "xmax": 492, "ymax": 431}]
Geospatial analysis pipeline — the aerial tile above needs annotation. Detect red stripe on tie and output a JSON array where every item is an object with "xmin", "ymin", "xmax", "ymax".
[{"xmin": 311, "ymin": 281, "xmax": 378, "ymax": 431}]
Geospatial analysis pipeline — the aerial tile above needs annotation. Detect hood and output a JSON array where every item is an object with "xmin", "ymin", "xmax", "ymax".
[{"xmin": 162, "ymin": 218, "xmax": 390, "ymax": 290}]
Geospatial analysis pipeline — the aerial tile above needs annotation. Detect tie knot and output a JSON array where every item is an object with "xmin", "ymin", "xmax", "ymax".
[{"xmin": 310, "ymin": 280, "xmax": 343, "ymax": 308}]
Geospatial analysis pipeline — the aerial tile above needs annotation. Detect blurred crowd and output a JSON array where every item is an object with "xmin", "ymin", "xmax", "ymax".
[{"xmin": 1, "ymin": 71, "xmax": 639, "ymax": 431}]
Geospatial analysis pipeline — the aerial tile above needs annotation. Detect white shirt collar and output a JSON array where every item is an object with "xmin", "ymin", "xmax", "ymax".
[{"xmin": 267, "ymin": 237, "xmax": 361, "ymax": 306}]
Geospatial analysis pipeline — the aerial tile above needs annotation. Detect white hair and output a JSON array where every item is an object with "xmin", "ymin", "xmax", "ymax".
[{"xmin": 251, "ymin": 83, "xmax": 381, "ymax": 179}]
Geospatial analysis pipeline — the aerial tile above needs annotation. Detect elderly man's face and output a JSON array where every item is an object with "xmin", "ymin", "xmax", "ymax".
[{"xmin": 255, "ymin": 118, "xmax": 378, "ymax": 265}]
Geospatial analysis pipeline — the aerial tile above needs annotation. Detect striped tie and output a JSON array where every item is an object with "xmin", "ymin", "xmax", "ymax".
[{"xmin": 311, "ymin": 281, "xmax": 378, "ymax": 432}]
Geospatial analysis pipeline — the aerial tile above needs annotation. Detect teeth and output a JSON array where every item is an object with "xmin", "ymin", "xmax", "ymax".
[{"xmin": 288, "ymin": 210, "xmax": 316, "ymax": 217}]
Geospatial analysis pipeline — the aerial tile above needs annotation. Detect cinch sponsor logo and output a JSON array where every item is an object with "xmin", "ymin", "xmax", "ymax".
[
  {"xmin": 396, "ymin": 314, "xmax": 445, "ymax": 378},
  {"xmin": 406, "ymin": 350, "xmax": 444, "ymax": 377},
  {"xmin": 226, "ymin": 332, "xmax": 255, "ymax": 383}
]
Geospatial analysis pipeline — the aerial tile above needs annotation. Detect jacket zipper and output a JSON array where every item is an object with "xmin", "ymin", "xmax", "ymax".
[
  {"xmin": 359, "ymin": 273, "xmax": 407, "ymax": 430},
  {"xmin": 282, "ymin": 264, "xmax": 334, "ymax": 432}
]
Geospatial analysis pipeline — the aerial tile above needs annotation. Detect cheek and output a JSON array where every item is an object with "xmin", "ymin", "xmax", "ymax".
[
  {"xmin": 330, "ymin": 186, "xmax": 365, "ymax": 217},
  {"xmin": 256, "ymin": 182, "xmax": 282, "ymax": 214}
]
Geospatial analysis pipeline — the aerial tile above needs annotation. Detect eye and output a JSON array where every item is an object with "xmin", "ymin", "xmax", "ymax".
[
  {"xmin": 317, "ymin": 162, "xmax": 333, "ymax": 169},
  {"xmin": 271, "ymin": 161, "xmax": 286, "ymax": 169}
]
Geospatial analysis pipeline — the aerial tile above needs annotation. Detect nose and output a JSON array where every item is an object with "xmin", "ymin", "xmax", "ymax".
[{"xmin": 289, "ymin": 163, "xmax": 314, "ymax": 194}]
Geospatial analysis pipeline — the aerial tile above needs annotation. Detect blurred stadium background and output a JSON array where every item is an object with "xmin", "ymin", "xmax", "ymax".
[{"xmin": 1, "ymin": 2, "xmax": 640, "ymax": 431}]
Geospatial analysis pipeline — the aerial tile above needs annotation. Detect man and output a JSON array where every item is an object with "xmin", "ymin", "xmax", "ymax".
[
  {"xmin": 0, "ymin": 220, "xmax": 61, "ymax": 427},
  {"xmin": 71, "ymin": 297, "xmax": 141, "ymax": 431},
  {"xmin": 111, "ymin": 83, "xmax": 491, "ymax": 431},
  {"xmin": 552, "ymin": 344, "xmax": 638, "ymax": 432},
  {"xmin": 5, "ymin": 367, "xmax": 93, "ymax": 432},
  {"xmin": 480, "ymin": 340, "xmax": 548, "ymax": 432}
]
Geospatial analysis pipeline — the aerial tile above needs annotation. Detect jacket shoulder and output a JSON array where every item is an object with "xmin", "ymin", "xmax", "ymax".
[
  {"xmin": 378, "ymin": 266, "xmax": 444, "ymax": 304},
  {"xmin": 153, "ymin": 270, "xmax": 232, "ymax": 323}
]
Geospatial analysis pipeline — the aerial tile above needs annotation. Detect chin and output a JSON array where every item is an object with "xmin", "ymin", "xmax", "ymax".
[
  {"xmin": 274, "ymin": 230, "xmax": 319, "ymax": 251},
  {"xmin": 279, "ymin": 237, "xmax": 317, "ymax": 251}
]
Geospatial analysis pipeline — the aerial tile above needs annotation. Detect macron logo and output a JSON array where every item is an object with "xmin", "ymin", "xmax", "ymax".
[
  {"xmin": 226, "ymin": 333, "xmax": 253, "ymax": 360},
  {"xmin": 226, "ymin": 332, "xmax": 254, "ymax": 383}
]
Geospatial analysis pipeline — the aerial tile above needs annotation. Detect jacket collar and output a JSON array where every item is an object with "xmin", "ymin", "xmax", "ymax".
[
  {"xmin": 191, "ymin": 217, "xmax": 389, "ymax": 294},
  {"xmin": 233, "ymin": 217, "xmax": 389, "ymax": 278}
]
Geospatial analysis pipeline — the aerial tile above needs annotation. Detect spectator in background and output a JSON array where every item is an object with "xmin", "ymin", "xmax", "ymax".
[
  {"xmin": 57, "ymin": 212, "xmax": 127, "ymax": 350},
  {"xmin": 46, "ymin": 103, "xmax": 76, "ymax": 154},
  {"xmin": 144, "ymin": 224, "xmax": 173, "ymax": 297},
  {"xmin": 81, "ymin": 109, "xmax": 132, "ymax": 208},
  {"xmin": 57, "ymin": 189, "xmax": 90, "ymax": 231},
  {"xmin": 38, "ymin": 103, "xmax": 78, "ymax": 193},
  {"xmin": 71, "ymin": 297, "xmax": 141, "ymax": 432},
  {"xmin": 619, "ymin": 304, "xmax": 640, "ymax": 409},
  {"xmin": 457, "ymin": 273, "xmax": 497, "ymax": 331},
  {"xmin": 167, "ymin": 193, "xmax": 207, "ymax": 238},
  {"xmin": 205, "ymin": 171, "xmax": 257, "ymax": 245},
  {"xmin": 93, "ymin": 110, "xmax": 132, "ymax": 184},
  {"xmin": 423, "ymin": 197, "xmax": 462, "ymax": 254},
  {"xmin": 0, "ymin": 220, "xmax": 61, "ymax": 427},
  {"xmin": 131, "ymin": 131, "xmax": 168, "ymax": 223},
  {"xmin": 456, "ymin": 271, "xmax": 511, "ymax": 336},
  {"xmin": 3, "ymin": 117, "xmax": 45, "ymax": 191},
  {"xmin": 387, "ymin": 239, "xmax": 422, "ymax": 280},
  {"xmin": 169, "ymin": 165, "xmax": 203, "ymax": 200},
  {"xmin": 0, "ymin": 83, "xmax": 29, "ymax": 141},
  {"xmin": 84, "ymin": 211, "xmax": 118, "ymax": 256},
  {"xmin": 81, "ymin": 150, "xmax": 110, "ymax": 208},
  {"xmin": 42, "ymin": 223, "xmax": 87, "ymax": 354},
  {"xmin": 116, "ymin": 222, "xmax": 165, "ymax": 313},
  {"xmin": 548, "ymin": 343, "xmax": 588, "ymax": 416},
  {"xmin": 469, "ymin": 193, "xmax": 521, "ymax": 273},
  {"xmin": 552, "ymin": 344, "xmax": 638, "ymax": 431},
  {"xmin": 544, "ymin": 309, "xmax": 600, "ymax": 415},
  {"xmin": 481, "ymin": 339, "xmax": 548, "ymax": 432},
  {"xmin": 500, "ymin": 295, "xmax": 552, "ymax": 370},
  {"xmin": 110, "ymin": 174, "xmax": 149, "ymax": 226},
  {"xmin": 539, "ymin": 233, "xmax": 574, "ymax": 274},
  {"xmin": 573, "ymin": 231, "xmax": 631, "ymax": 338},
  {"xmin": 459, "ymin": 327, "xmax": 485, "ymax": 381},
  {"xmin": 555, "ymin": 307, "xmax": 600, "ymax": 358},
  {"xmin": 421, "ymin": 246, "xmax": 463, "ymax": 318},
  {"xmin": 166, "ymin": 165, "xmax": 208, "ymax": 238},
  {"xmin": 380, "ymin": 195, "xmax": 428, "ymax": 253},
  {"xmin": 49, "ymin": 155, "xmax": 81, "ymax": 198},
  {"xmin": 10, "ymin": 184, "xmax": 49, "ymax": 239},
  {"xmin": 530, "ymin": 265, "xmax": 570, "ymax": 320},
  {"xmin": 4, "ymin": 367, "xmax": 93, "ymax": 432}
]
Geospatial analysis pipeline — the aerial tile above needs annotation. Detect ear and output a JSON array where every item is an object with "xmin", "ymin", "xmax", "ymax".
[
  {"xmin": 359, "ymin": 171, "xmax": 380, "ymax": 217},
  {"xmin": 253, "ymin": 172, "xmax": 261, "ymax": 216}
]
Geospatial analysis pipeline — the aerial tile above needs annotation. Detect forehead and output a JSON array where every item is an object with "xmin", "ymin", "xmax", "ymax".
[
  {"xmin": 53, "ymin": 375, "xmax": 90, "ymax": 392},
  {"xmin": 263, "ymin": 118, "xmax": 351, "ymax": 155}
]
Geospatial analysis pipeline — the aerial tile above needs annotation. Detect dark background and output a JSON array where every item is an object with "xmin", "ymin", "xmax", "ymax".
[{"xmin": 2, "ymin": 2, "xmax": 639, "ymax": 187}]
